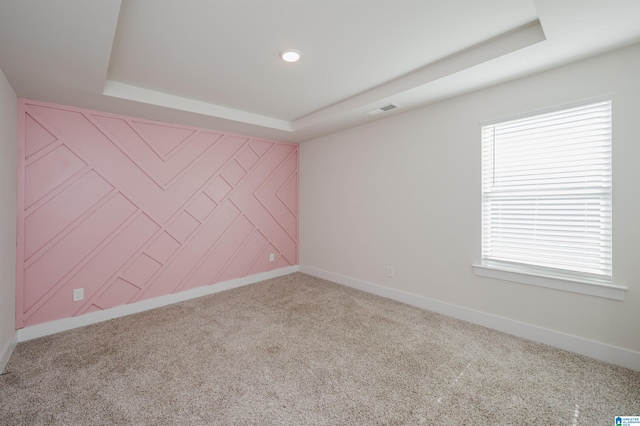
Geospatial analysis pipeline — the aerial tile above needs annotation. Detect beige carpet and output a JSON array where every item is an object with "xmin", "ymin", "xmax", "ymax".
[{"xmin": 1, "ymin": 272, "xmax": 638, "ymax": 425}]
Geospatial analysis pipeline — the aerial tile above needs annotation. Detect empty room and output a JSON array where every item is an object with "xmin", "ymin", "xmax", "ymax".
[{"xmin": 1, "ymin": 0, "xmax": 639, "ymax": 424}]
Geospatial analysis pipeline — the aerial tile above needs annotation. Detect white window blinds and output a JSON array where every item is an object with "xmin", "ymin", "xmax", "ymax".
[{"xmin": 481, "ymin": 99, "xmax": 612, "ymax": 281}]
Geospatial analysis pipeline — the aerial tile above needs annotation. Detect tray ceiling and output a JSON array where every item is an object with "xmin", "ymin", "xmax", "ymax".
[{"xmin": 1, "ymin": 1, "xmax": 639, "ymax": 142}]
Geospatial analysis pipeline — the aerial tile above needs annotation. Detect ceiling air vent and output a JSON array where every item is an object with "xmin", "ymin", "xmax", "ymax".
[{"xmin": 367, "ymin": 103, "xmax": 398, "ymax": 116}]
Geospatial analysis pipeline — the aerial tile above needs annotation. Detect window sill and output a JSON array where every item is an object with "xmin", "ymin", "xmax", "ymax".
[{"xmin": 472, "ymin": 263, "xmax": 627, "ymax": 301}]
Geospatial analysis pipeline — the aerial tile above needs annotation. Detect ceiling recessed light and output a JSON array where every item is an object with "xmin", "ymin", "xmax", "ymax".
[{"xmin": 280, "ymin": 49, "xmax": 301, "ymax": 63}]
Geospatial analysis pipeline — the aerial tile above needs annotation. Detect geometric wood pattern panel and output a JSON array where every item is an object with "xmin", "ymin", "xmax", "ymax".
[{"xmin": 16, "ymin": 99, "xmax": 298, "ymax": 328}]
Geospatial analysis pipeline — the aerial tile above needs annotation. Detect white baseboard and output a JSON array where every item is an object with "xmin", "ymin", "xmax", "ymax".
[
  {"xmin": 0, "ymin": 331, "xmax": 17, "ymax": 373},
  {"xmin": 17, "ymin": 265, "xmax": 299, "ymax": 342},
  {"xmin": 299, "ymin": 265, "xmax": 640, "ymax": 372}
]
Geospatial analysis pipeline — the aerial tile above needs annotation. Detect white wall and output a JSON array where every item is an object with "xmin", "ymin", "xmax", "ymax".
[
  {"xmin": 0, "ymin": 67, "xmax": 17, "ymax": 372},
  {"xmin": 300, "ymin": 43, "xmax": 640, "ymax": 361}
]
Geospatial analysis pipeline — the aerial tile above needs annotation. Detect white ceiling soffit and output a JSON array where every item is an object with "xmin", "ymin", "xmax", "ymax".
[
  {"xmin": 103, "ymin": 80, "xmax": 294, "ymax": 131},
  {"xmin": 292, "ymin": 20, "xmax": 545, "ymax": 131},
  {"xmin": 2, "ymin": 1, "xmax": 640, "ymax": 143}
]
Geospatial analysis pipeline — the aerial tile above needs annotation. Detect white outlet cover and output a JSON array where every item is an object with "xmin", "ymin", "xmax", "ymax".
[
  {"xmin": 73, "ymin": 288, "xmax": 84, "ymax": 301},
  {"xmin": 269, "ymin": 253, "xmax": 275, "ymax": 262}
]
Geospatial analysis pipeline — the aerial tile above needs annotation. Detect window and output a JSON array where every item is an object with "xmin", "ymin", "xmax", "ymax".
[{"xmin": 474, "ymin": 98, "xmax": 625, "ymax": 300}]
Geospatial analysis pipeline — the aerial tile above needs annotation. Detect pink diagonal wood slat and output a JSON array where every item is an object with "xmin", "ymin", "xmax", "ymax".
[{"xmin": 16, "ymin": 99, "xmax": 298, "ymax": 328}]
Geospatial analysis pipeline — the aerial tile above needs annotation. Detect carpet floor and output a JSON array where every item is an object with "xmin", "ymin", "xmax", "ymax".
[{"xmin": 1, "ymin": 272, "xmax": 639, "ymax": 425}]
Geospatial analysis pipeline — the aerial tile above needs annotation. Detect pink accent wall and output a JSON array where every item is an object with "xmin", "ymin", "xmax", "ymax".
[{"xmin": 16, "ymin": 99, "xmax": 298, "ymax": 328}]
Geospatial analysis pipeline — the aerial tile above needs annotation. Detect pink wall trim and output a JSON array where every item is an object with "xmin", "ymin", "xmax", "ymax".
[{"xmin": 16, "ymin": 99, "xmax": 298, "ymax": 328}]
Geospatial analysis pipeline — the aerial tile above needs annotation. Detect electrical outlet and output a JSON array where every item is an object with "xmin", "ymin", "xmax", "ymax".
[
  {"xmin": 387, "ymin": 266, "xmax": 394, "ymax": 277},
  {"xmin": 269, "ymin": 253, "xmax": 275, "ymax": 262},
  {"xmin": 73, "ymin": 288, "xmax": 84, "ymax": 302}
]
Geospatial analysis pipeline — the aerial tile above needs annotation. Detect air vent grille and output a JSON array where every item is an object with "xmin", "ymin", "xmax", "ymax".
[{"xmin": 367, "ymin": 103, "xmax": 399, "ymax": 116}]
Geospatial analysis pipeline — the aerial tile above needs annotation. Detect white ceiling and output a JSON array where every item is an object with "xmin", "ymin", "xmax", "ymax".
[{"xmin": 1, "ymin": 0, "xmax": 639, "ymax": 143}]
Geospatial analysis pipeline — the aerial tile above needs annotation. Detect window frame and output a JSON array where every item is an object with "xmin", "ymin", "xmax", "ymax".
[{"xmin": 473, "ymin": 97, "xmax": 626, "ymax": 301}]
